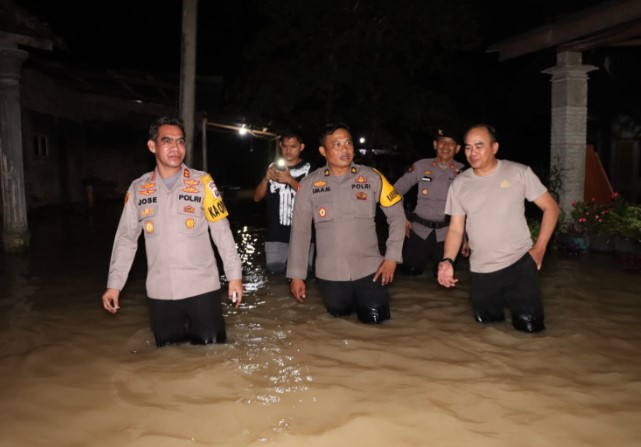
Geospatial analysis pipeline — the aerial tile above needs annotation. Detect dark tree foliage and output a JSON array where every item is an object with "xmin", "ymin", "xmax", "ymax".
[{"xmin": 225, "ymin": 0, "xmax": 485, "ymax": 155}]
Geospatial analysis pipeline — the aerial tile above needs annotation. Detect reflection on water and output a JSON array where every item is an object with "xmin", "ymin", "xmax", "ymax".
[{"xmin": 0, "ymin": 198, "xmax": 640, "ymax": 447}]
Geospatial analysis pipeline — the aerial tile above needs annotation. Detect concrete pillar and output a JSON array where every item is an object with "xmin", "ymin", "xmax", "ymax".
[
  {"xmin": 180, "ymin": 0, "xmax": 198, "ymax": 166},
  {"xmin": 0, "ymin": 43, "xmax": 30, "ymax": 252},
  {"xmin": 542, "ymin": 51, "xmax": 597, "ymax": 216}
]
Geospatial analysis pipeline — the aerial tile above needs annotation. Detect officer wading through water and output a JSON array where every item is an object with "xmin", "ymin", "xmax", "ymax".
[
  {"xmin": 286, "ymin": 123, "xmax": 406, "ymax": 323},
  {"xmin": 101, "ymin": 116, "xmax": 243, "ymax": 347}
]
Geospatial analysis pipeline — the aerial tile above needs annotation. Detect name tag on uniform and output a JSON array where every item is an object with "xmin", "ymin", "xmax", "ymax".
[{"xmin": 422, "ymin": 176, "xmax": 432, "ymax": 182}]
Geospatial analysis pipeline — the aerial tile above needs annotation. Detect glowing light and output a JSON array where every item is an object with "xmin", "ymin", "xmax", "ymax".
[
  {"xmin": 239, "ymin": 124, "xmax": 248, "ymax": 136},
  {"xmin": 359, "ymin": 137, "xmax": 366, "ymax": 144}
]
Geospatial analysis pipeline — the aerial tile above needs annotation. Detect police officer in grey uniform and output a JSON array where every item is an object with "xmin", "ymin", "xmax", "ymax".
[
  {"xmin": 101, "ymin": 116, "xmax": 243, "ymax": 347},
  {"xmin": 394, "ymin": 127, "xmax": 464, "ymax": 278},
  {"xmin": 287, "ymin": 123, "xmax": 406, "ymax": 324}
]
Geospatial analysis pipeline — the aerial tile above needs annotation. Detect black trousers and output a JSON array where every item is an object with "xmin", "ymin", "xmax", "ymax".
[
  {"xmin": 316, "ymin": 273, "xmax": 391, "ymax": 324},
  {"xmin": 469, "ymin": 253, "xmax": 545, "ymax": 333},
  {"xmin": 147, "ymin": 290, "xmax": 227, "ymax": 347},
  {"xmin": 400, "ymin": 230, "xmax": 444, "ymax": 277}
]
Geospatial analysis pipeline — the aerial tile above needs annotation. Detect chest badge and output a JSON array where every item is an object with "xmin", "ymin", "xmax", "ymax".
[
  {"xmin": 422, "ymin": 188, "xmax": 429, "ymax": 196},
  {"xmin": 144, "ymin": 221, "xmax": 154, "ymax": 234},
  {"xmin": 141, "ymin": 207, "xmax": 153, "ymax": 217},
  {"xmin": 313, "ymin": 180, "xmax": 327, "ymax": 187},
  {"xmin": 319, "ymin": 207, "xmax": 326, "ymax": 218},
  {"xmin": 183, "ymin": 186, "xmax": 199, "ymax": 194},
  {"xmin": 356, "ymin": 192, "xmax": 367, "ymax": 200},
  {"xmin": 355, "ymin": 176, "xmax": 367, "ymax": 183},
  {"xmin": 185, "ymin": 218, "xmax": 195, "ymax": 229},
  {"xmin": 139, "ymin": 189, "xmax": 156, "ymax": 196},
  {"xmin": 184, "ymin": 205, "xmax": 195, "ymax": 214}
]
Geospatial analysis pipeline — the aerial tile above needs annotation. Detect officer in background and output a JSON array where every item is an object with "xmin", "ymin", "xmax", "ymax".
[
  {"xmin": 287, "ymin": 123, "xmax": 406, "ymax": 324},
  {"xmin": 394, "ymin": 127, "xmax": 465, "ymax": 278},
  {"xmin": 101, "ymin": 116, "xmax": 243, "ymax": 347}
]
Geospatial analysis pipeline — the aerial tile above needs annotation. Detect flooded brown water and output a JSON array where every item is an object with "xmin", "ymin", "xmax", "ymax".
[{"xmin": 1, "ymin": 197, "xmax": 640, "ymax": 447}]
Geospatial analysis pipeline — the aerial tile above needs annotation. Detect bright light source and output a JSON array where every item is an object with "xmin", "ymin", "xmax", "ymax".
[
  {"xmin": 239, "ymin": 125, "xmax": 248, "ymax": 136},
  {"xmin": 359, "ymin": 137, "xmax": 366, "ymax": 144}
]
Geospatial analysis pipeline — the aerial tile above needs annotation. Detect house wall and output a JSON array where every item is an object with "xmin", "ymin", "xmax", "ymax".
[{"xmin": 19, "ymin": 67, "xmax": 175, "ymax": 209}]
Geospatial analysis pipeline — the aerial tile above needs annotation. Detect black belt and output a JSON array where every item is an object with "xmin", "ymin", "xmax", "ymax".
[{"xmin": 411, "ymin": 214, "xmax": 450, "ymax": 229}]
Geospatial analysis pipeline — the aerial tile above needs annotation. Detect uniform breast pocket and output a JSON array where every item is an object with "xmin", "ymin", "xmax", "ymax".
[
  {"xmin": 140, "ymin": 218, "xmax": 159, "ymax": 238},
  {"xmin": 350, "ymin": 191, "xmax": 376, "ymax": 218},
  {"xmin": 177, "ymin": 203, "xmax": 205, "ymax": 235},
  {"xmin": 312, "ymin": 202, "xmax": 333, "ymax": 224},
  {"xmin": 137, "ymin": 206, "xmax": 159, "ymax": 238}
]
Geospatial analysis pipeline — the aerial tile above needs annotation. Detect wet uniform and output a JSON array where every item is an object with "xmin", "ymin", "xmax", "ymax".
[
  {"xmin": 287, "ymin": 164, "xmax": 405, "ymax": 323},
  {"xmin": 394, "ymin": 158, "xmax": 463, "ymax": 276},
  {"xmin": 107, "ymin": 165, "xmax": 242, "ymax": 345}
]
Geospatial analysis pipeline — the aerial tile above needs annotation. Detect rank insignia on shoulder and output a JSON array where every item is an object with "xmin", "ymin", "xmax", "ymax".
[
  {"xmin": 185, "ymin": 218, "xmax": 195, "ymax": 229},
  {"xmin": 124, "ymin": 191, "xmax": 130, "ymax": 204},
  {"xmin": 407, "ymin": 165, "xmax": 415, "ymax": 173},
  {"xmin": 324, "ymin": 169, "xmax": 330, "ymax": 176},
  {"xmin": 351, "ymin": 167, "xmax": 357, "ymax": 174},
  {"xmin": 356, "ymin": 192, "xmax": 367, "ymax": 200},
  {"xmin": 183, "ymin": 168, "xmax": 190, "ymax": 178},
  {"xmin": 355, "ymin": 176, "xmax": 367, "ymax": 183},
  {"xmin": 313, "ymin": 180, "xmax": 327, "ymax": 187}
]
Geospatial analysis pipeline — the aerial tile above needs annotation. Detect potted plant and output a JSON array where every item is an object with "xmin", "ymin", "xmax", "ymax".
[{"xmin": 556, "ymin": 197, "xmax": 609, "ymax": 255}]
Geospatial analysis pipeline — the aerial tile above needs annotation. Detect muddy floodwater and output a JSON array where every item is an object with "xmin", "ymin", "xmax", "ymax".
[{"xmin": 1, "ymin": 197, "xmax": 640, "ymax": 447}]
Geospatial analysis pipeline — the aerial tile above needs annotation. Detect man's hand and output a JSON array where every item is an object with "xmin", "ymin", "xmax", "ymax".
[
  {"xmin": 528, "ymin": 246, "xmax": 546, "ymax": 270},
  {"xmin": 460, "ymin": 240, "xmax": 470, "ymax": 257},
  {"xmin": 404, "ymin": 220, "xmax": 412, "ymax": 238},
  {"xmin": 373, "ymin": 259, "xmax": 396, "ymax": 285},
  {"xmin": 228, "ymin": 279, "xmax": 243, "ymax": 308},
  {"xmin": 437, "ymin": 262, "xmax": 458, "ymax": 288},
  {"xmin": 102, "ymin": 288, "xmax": 120, "ymax": 313},
  {"xmin": 290, "ymin": 278, "xmax": 307, "ymax": 302}
]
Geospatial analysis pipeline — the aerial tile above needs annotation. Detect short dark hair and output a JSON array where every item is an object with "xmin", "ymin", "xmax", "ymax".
[
  {"xmin": 148, "ymin": 116, "xmax": 185, "ymax": 141},
  {"xmin": 319, "ymin": 123, "xmax": 350, "ymax": 147},
  {"xmin": 279, "ymin": 129, "xmax": 303, "ymax": 144},
  {"xmin": 464, "ymin": 123, "xmax": 498, "ymax": 144}
]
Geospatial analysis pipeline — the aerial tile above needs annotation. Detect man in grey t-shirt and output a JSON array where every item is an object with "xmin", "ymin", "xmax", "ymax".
[{"xmin": 437, "ymin": 124, "xmax": 560, "ymax": 333}]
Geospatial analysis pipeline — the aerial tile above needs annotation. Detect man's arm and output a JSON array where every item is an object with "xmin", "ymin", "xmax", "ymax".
[
  {"xmin": 529, "ymin": 191, "xmax": 560, "ymax": 269},
  {"xmin": 437, "ymin": 214, "xmax": 465, "ymax": 288},
  {"xmin": 253, "ymin": 166, "xmax": 272, "ymax": 202},
  {"xmin": 102, "ymin": 187, "xmax": 142, "ymax": 313},
  {"xmin": 286, "ymin": 177, "xmax": 313, "ymax": 289},
  {"xmin": 209, "ymin": 218, "xmax": 244, "ymax": 308}
]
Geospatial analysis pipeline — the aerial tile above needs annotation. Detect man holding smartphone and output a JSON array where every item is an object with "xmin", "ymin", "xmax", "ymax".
[{"xmin": 254, "ymin": 130, "xmax": 313, "ymax": 274}]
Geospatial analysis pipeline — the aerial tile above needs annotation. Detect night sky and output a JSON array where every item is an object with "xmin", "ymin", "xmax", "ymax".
[{"xmin": 14, "ymin": 0, "xmax": 621, "ymax": 178}]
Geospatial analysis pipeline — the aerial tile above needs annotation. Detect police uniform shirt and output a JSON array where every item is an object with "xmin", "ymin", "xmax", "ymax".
[
  {"xmin": 107, "ymin": 165, "xmax": 242, "ymax": 300},
  {"xmin": 287, "ymin": 163, "xmax": 405, "ymax": 281},
  {"xmin": 394, "ymin": 158, "xmax": 463, "ymax": 241}
]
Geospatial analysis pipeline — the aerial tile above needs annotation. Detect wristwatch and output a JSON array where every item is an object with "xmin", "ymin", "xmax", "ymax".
[{"xmin": 440, "ymin": 257, "xmax": 455, "ymax": 267}]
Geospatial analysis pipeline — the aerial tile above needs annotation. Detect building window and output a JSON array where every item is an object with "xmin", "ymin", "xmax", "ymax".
[{"xmin": 33, "ymin": 134, "xmax": 49, "ymax": 158}]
